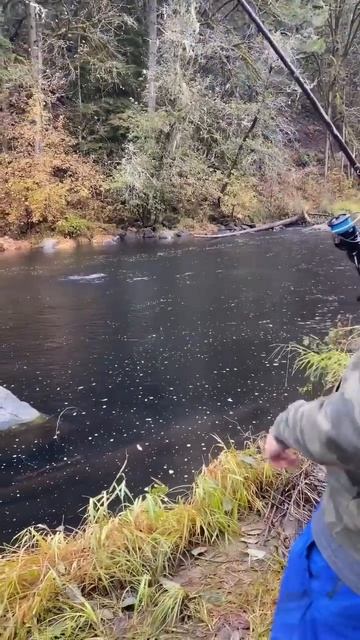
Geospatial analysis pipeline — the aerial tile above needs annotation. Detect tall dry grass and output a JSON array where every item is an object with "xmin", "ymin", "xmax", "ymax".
[{"xmin": 0, "ymin": 440, "xmax": 324, "ymax": 639}]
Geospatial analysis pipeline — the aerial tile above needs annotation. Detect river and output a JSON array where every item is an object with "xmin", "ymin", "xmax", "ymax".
[{"xmin": 0, "ymin": 230, "xmax": 359, "ymax": 541}]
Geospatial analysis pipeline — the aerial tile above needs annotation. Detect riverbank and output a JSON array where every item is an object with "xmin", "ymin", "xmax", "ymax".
[
  {"xmin": 0, "ymin": 233, "xmax": 122, "ymax": 254},
  {"xmin": 0, "ymin": 439, "xmax": 324, "ymax": 640},
  {"xmin": 0, "ymin": 213, "xmax": 313, "ymax": 255},
  {"xmin": 3, "ymin": 190, "xmax": 356, "ymax": 256},
  {"xmin": 0, "ymin": 231, "xmax": 195, "ymax": 254}
]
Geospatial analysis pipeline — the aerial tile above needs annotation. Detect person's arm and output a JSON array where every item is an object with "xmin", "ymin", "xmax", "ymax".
[{"xmin": 269, "ymin": 351, "xmax": 360, "ymax": 468}]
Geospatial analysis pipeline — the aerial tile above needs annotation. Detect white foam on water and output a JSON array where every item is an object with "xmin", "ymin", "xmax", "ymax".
[{"xmin": 62, "ymin": 273, "xmax": 107, "ymax": 282}]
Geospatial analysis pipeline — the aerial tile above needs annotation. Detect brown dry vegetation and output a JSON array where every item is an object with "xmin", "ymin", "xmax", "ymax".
[
  {"xmin": 2, "ymin": 1, "xmax": 360, "ymax": 240},
  {"xmin": 0, "ymin": 440, "xmax": 325, "ymax": 640},
  {"xmin": 0, "ymin": 101, "xmax": 113, "ymax": 239}
]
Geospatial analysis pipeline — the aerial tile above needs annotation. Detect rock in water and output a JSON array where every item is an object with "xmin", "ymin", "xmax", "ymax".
[
  {"xmin": 158, "ymin": 230, "xmax": 175, "ymax": 240},
  {"xmin": 0, "ymin": 386, "xmax": 41, "ymax": 430},
  {"xmin": 41, "ymin": 238, "xmax": 58, "ymax": 253},
  {"xmin": 143, "ymin": 228, "xmax": 156, "ymax": 239}
]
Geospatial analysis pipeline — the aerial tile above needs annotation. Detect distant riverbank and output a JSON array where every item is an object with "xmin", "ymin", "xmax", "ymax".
[{"xmin": 0, "ymin": 212, "xmax": 316, "ymax": 255}]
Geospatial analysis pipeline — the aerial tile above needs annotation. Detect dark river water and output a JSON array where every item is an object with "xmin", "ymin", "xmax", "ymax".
[{"xmin": 0, "ymin": 230, "xmax": 359, "ymax": 541}]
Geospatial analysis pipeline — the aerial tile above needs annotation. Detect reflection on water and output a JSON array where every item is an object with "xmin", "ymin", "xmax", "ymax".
[{"xmin": 0, "ymin": 231, "xmax": 359, "ymax": 540}]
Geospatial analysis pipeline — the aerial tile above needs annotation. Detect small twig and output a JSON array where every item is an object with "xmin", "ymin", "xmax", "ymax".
[
  {"xmin": 196, "ymin": 556, "xmax": 240, "ymax": 564},
  {"xmin": 284, "ymin": 348, "xmax": 291, "ymax": 388},
  {"xmin": 54, "ymin": 406, "xmax": 79, "ymax": 440}
]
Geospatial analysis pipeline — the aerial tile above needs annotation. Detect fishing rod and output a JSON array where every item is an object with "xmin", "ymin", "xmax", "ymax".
[{"xmin": 236, "ymin": 0, "xmax": 360, "ymax": 287}]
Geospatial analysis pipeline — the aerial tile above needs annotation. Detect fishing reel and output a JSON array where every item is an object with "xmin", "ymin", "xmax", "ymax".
[
  {"xmin": 328, "ymin": 214, "xmax": 360, "ymax": 298},
  {"xmin": 328, "ymin": 213, "xmax": 359, "ymax": 244}
]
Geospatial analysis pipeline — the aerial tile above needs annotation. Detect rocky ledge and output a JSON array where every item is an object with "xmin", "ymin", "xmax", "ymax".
[
  {"xmin": 0, "ymin": 221, "xmax": 253, "ymax": 254},
  {"xmin": 0, "ymin": 386, "xmax": 43, "ymax": 431},
  {"xmin": 0, "ymin": 234, "xmax": 120, "ymax": 254},
  {"xmin": 0, "ymin": 236, "xmax": 32, "ymax": 253}
]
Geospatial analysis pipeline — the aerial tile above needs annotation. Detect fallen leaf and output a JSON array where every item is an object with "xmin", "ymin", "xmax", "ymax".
[
  {"xmin": 65, "ymin": 584, "xmax": 83, "ymax": 603},
  {"xmin": 120, "ymin": 596, "xmax": 137, "ymax": 609},
  {"xmin": 241, "ymin": 523, "xmax": 264, "ymax": 534},
  {"xmin": 100, "ymin": 608, "xmax": 114, "ymax": 620},
  {"xmin": 191, "ymin": 546, "xmax": 208, "ymax": 557},
  {"xmin": 159, "ymin": 577, "xmax": 183, "ymax": 591},
  {"xmin": 56, "ymin": 562, "xmax": 66, "ymax": 575},
  {"xmin": 202, "ymin": 590, "xmax": 226, "ymax": 605},
  {"xmin": 240, "ymin": 536, "xmax": 260, "ymax": 544},
  {"xmin": 246, "ymin": 548, "xmax": 267, "ymax": 560}
]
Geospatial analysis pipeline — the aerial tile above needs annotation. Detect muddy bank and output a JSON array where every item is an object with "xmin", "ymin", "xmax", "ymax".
[
  {"xmin": 0, "ymin": 234, "xmax": 120, "ymax": 254},
  {"xmin": 0, "ymin": 230, "xmax": 191, "ymax": 254},
  {"xmin": 0, "ymin": 236, "xmax": 32, "ymax": 253},
  {"xmin": 0, "ymin": 216, "xmax": 315, "ymax": 255}
]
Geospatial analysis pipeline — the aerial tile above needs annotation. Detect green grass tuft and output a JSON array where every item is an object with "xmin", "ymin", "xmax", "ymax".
[
  {"xmin": 275, "ymin": 318, "xmax": 360, "ymax": 393},
  {"xmin": 0, "ymin": 441, "xmax": 280, "ymax": 640},
  {"xmin": 330, "ymin": 199, "xmax": 360, "ymax": 216},
  {"xmin": 56, "ymin": 215, "xmax": 92, "ymax": 239}
]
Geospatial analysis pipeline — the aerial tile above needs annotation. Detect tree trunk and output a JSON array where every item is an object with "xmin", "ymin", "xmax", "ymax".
[
  {"xmin": 27, "ymin": 0, "xmax": 43, "ymax": 154},
  {"xmin": 236, "ymin": 0, "xmax": 360, "ymax": 180},
  {"xmin": 218, "ymin": 114, "xmax": 258, "ymax": 208},
  {"xmin": 218, "ymin": 65, "xmax": 273, "ymax": 209},
  {"xmin": 0, "ymin": 4, "xmax": 8, "ymax": 152},
  {"xmin": 324, "ymin": 99, "xmax": 332, "ymax": 179},
  {"xmin": 147, "ymin": 0, "xmax": 157, "ymax": 112},
  {"xmin": 77, "ymin": 34, "xmax": 83, "ymax": 149},
  {"xmin": 194, "ymin": 213, "xmax": 310, "ymax": 238}
]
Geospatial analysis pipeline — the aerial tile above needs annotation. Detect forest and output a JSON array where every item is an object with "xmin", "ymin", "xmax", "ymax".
[{"xmin": 1, "ymin": 0, "xmax": 360, "ymax": 239}]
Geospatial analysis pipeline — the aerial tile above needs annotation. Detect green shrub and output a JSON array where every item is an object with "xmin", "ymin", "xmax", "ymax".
[
  {"xmin": 56, "ymin": 215, "xmax": 92, "ymax": 238},
  {"xmin": 276, "ymin": 319, "xmax": 360, "ymax": 393}
]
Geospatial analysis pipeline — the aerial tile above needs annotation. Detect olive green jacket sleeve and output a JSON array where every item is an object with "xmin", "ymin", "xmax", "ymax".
[{"xmin": 270, "ymin": 351, "xmax": 360, "ymax": 468}]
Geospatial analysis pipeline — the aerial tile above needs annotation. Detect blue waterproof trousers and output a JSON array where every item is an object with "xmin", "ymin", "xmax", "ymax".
[{"xmin": 271, "ymin": 522, "xmax": 360, "ymax": 639}]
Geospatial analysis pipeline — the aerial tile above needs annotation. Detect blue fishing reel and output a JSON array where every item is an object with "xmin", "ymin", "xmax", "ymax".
[
  {"xmin": 328, "ymin": 213, "xmax": 360, "ymax": 285},
  {"xmin": 328, "ymin": 213, "xmax": 358, "ymax": 240}
]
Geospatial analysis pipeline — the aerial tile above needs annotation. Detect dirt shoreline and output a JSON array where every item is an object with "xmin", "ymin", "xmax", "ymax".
[
  {"xmin": 0, "ymin": 230, "xmax": 193, "ymax": 254},
  {"xmin": 0, "ymin": 234, "xmax": 120, "ymax": 254},
  {"xmin": 0, "ymin": 217, "xmax": 322, "ymax": 255}
]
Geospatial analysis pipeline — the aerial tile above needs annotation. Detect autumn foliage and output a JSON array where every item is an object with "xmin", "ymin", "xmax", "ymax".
[{"xmin": 0, "ymin": 99, "xmax": 112, "ymax": 238}]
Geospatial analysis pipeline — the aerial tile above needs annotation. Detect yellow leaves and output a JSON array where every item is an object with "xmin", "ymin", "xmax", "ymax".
[
  {"xmin": 0, "ymin": 98, "xmax": 110, "ymax": 235},
  {"xmin": 221, "ymin": 175, "xmax": 260, "ymax": 220},
  {"xmin": 0, "ymin": 141, "xmax": 108, "ymax": 234},
  {"xmin": 0, "ymin": 438, "xmax": 317, "ymax": 640}
]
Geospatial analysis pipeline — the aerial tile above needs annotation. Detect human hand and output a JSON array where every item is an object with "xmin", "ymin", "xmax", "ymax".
[{"xmin": 264, "ymin": 433, "xmax": 298, "ymax": 470}]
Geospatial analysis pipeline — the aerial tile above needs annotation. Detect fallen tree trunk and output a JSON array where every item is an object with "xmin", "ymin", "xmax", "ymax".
[{"xmin": 194, "ymin": 212, "xmax": 310, "ymax": 239}]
